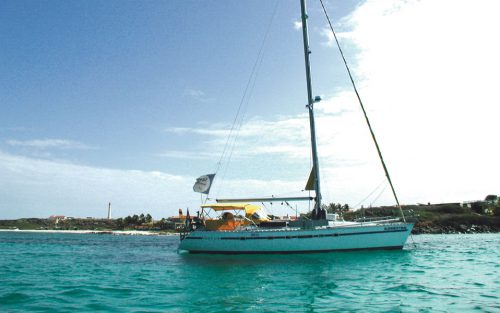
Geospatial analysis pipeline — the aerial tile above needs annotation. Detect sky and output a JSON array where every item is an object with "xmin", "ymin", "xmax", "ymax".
[{"xmin": 1, "ymin": 0, "xmax": 499, "ymax": 219}]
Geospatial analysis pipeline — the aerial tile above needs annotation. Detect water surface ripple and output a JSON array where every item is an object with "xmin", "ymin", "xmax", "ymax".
[{"xmin": 0, "ymin": 232, "xmax": 498, "ymax": 312}]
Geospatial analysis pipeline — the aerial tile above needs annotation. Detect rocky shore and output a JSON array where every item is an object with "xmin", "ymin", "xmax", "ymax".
[
  {"xmin": 345, "ymin": 203, "xmax": 500, "ymax": 234},
  {"xmin": 413, "ymin": 222, "xmax": 499, "ymax": 234},
  {"xmin": 412, "ymin": 217, "xmax": 500, "ymax": 234}
]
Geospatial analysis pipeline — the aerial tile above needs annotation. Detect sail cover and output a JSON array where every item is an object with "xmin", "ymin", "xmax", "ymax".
[
  {"xmin": 305, "ymin": 167, "xmax": 315, "ymax": 191},
  {"xmin": 193, "ymin": 174, "xmax": 216, "ymax": 194}
]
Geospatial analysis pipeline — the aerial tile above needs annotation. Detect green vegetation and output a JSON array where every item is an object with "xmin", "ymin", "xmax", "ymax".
[
  {"xmin": 0, "ymin": 214, "xmax": 177, "ymax": 232},
  {"xmin": 1, "ymin": 196, "xmax": 499, "ymax": 234},
  {"xmin": 321, "ymin": 203, "xmax": 350, "ymax": 215},
  {"xmin": 115, "ymin": 213, "xmax": 175, "ymax": 230},
  {"xmin": 0, "ymin": 218, "xmax": 117, "ymax": 231},
  {"xmin": 0, "ymin": 218, "xmax": 45, "ymax": 230},
  {"xmin": 342, "ymin": 201, "xmax": 500, "ymax": 234}
]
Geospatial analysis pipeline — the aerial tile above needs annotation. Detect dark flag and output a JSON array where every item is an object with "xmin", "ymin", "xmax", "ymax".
[{"xmin": 193, "ymin": 174, "xmax": 216, "ymax": 194}]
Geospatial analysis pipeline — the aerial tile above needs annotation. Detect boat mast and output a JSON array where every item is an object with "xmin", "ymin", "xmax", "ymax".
[{"xmin": 300, "ymin": 0, "xmax": 322, "ymax": 219}]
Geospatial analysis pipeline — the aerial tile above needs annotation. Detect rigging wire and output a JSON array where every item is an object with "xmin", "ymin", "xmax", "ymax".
[
  {"xmin": 284, "ymin": 201, "xmax": 298, "ymax": 218},
  {"xmin": 352, "ymin": 179, "xmax": 388, "ymax": 209},
  {"xmin": 370, "ymin": 183, "xmax": 388, "ymax": 207},
  {"xmin": 212, "ymin": 0, "xmax": 281, "ymax": 198},
  {"xmin": 318, "ymin": 0, "xmax": 406, "ymax": 222}
]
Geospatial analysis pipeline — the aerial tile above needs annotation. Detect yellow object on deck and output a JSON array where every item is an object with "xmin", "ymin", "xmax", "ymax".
[
  {"xmin": 205, "ymin": 219, "xmax": 244, "ymax": 231},
  {"xmin": 201, "ymin": 203, "xmax": 269, "ymax": 230},
  {"xmin": 201, "ymin": 203, "xmax": 260, "ymax": 212},
  {"xmin": 204, "ymin": 211, "xmax": 243, "ymax": 231}
]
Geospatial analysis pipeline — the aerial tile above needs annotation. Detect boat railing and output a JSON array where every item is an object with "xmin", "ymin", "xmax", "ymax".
[
  {"xmin": 179, "ymin": 227, "xmax": 189, "ymax": 240},
  {"xmin": 354, "ymin": 216, "xmax": 402, "ymax": 223}
]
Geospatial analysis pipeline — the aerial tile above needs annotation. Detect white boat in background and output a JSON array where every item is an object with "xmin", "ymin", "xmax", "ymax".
[{"xmin": 179, "ymin": 0, "xmax": 414, "ymax": 254}]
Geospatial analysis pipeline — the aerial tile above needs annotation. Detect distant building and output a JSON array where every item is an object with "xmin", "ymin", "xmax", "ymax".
[
  {"xmin": 168, "ymin": 215, "xmax": 194, "ymax": 222},
  {"xmin": 462, "ymin": 195, "xmax": 498, "ymax": 215},
  {"xmin": 107, "ymin": 202, "xmax": 112, "ymax": 219},
  {"xmin": 462, "ymin": 200, "xmax": 482, "ymax": 210},
  {"xmin": 48, "ymin": 215, "xmax": 66, "ymax": 224},
  {"xmin": 168, "ymin": 209, "xmax": 196, "ymax": 229},
  {"xmin": 485, "ymin": 195, "xmax": 498, "ymax": 203},
  {"xmin": 48, "ymin": 215, "xmax": 66, "ymax": 220},
  {"xmin": 433, "ymin": 202, "xmax": 461, "ymax": 207}
]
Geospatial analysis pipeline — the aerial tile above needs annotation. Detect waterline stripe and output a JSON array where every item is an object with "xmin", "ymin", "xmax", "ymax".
[
  {"xmin": 184, "ymin": 228, "xmax": 408, "ymax": 241},
  {"xmin": 186, "ymin": 245, "xmax": 404, "ymax": 254}
]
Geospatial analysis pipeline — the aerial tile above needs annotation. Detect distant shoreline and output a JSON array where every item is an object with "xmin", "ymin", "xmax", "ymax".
[
  {"xmin": 0, "ymin": 229, "xmax": 178, "ymax": 236},
  {"xmin": 0, "ymin": 228, "xmax": 497, "ymax": 236},
  {"xmin": 1, "ymin": 202, "xmax": 499, "ymax": 235}
]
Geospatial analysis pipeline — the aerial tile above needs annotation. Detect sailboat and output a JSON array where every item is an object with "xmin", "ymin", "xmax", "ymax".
[{"xmin": 178, "ymin": 0, "xmax": 414, "ymax": 254}]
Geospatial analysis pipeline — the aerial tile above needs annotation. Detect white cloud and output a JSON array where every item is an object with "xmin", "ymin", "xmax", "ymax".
[
  {"xmin": 184, "ymin": 89, "xmax": 205, "ymax": 98},
  {"xmin": 164, "ymin": 126, "xmax": 230, "ymax": 137},
  {"xmin": 319, "ymin": 27, "xmax": 335, "ymax": 47},
  {"xmin": 293, "ymin": 20, "xmax": 302, "ymax": 30},
  {"xmin": 0, "ymin": 151, "xmax": 315, "ymax": 219},
  {"xmin": 162, "ymin": 115, "xmax": 311, "ymax": 161},
  {"xmin": 156, "ymin": 150, "xmax": 220, "ymax": 160},
  {"xmin": 0, "ymin": 151, "xmax": 194, "ymax": 219},
  {"xmin": 324, "ymin": 0, "xmax": 500, "ymax": 205},
  {"xmin": 165, "ymin": 0, "xmax": 500, "ymax": 207},
  {"xmin": 319, "ymin": 26, "xmax": 352, "ymax": 47},
  {"xmin": 6, "ymin": 139, "xmax": 96, "ymax": 150},
  {"xmin": 116, "ymin": 0, "xmax": 495, "ymax": 209},
  {"xmin": 4, "ymin": 0, "xmax": 498, "ymax": 219},
  {"xmin": 183, "ymin": 88, "xmax": 215, "ymax": 103}
]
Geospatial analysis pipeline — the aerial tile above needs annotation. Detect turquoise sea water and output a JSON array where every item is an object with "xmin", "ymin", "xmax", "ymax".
[{"xmin": 0, "ymin": 232, "xmax": 498, "ymax": 312}]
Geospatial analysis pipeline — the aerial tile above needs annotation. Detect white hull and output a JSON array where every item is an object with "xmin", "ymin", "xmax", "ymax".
[{"xmin": 179, "ymin": 221, "xmax": 413, "ymax": 254}]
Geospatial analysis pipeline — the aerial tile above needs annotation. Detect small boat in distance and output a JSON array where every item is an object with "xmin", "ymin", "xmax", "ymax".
[{"xmin": 178, "ymin": 0, "xmax": 413, "ymax": 254}]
